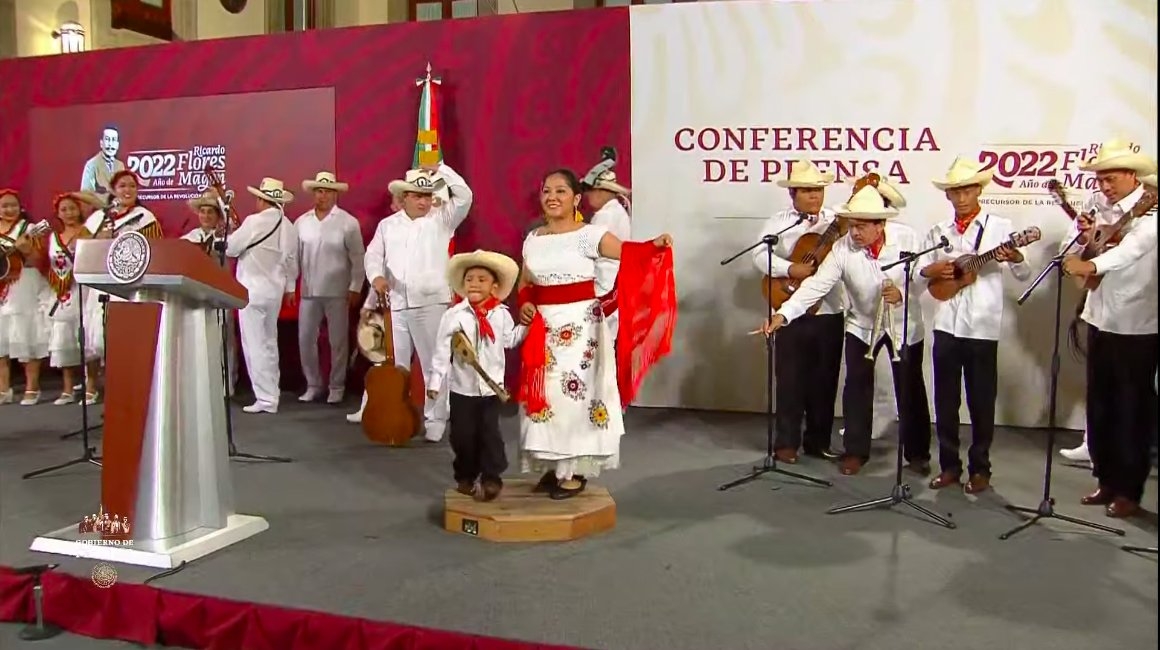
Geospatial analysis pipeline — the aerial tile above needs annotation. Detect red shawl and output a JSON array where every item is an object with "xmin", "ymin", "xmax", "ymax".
[{"xmin": 517, "ymin": 241, "xmax": 676, "ymax": 414}]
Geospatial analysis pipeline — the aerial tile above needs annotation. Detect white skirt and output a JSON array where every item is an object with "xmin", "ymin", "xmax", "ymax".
[
  {"xmin": 519, "ymin": 298, "xmax": 625, "ymax": 480},
  {"xmin": 0, "ymin": 272, "xmax": 51, "ymax": 362}
]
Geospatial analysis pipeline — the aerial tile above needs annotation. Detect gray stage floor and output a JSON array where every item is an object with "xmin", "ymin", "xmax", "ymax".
[{"xmin": 1, "ymin": 396, "xmax": 1157, "ymax": 650}]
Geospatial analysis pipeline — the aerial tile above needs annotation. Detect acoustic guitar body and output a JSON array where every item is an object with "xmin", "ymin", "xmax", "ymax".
[
  {"xmin": 926, "ymin": 258, "xmax": 978, "ymax": 302},
  {"xmin": 360, "ymin": 305, "xmax": 420, "ymax": 447},
  {"xmin": 0, "ymin": 253, "xmax": 19, "ymax": 283},
  {"xmin": 760, "ymin": 231, "xmax": 832, "ymax": 314},
  {"xmin": 361, "ymin": 364, "xmax": 419, "ymax": 447}
]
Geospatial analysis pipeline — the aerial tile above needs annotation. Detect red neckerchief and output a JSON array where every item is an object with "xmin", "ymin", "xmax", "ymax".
[
  {"xmin": 866, "ymin": 232, "xmax": 886, "ymax": 260},
  {"xmin": 470, "ymin": 297, "xmax": 501, "ymax": 342},
  {"xmin": 953, "ymin": 209, "xmax": 980, "ymax": 235}
]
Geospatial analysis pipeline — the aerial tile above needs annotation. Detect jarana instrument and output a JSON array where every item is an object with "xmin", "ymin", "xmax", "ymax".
[
  {"xmin": 0, "ymin": 220, "xmax": 52, "ymax": 283},
  {"xmin": 451, "ymin": 330, "xmax": 511, "ymax": 402},
  {"xmin": 361, "ymin": 296, "xmax": 420, "ymax": 446},
  {"xmin": 925, "ymin": 227, "xmax": 1042, "ymax": 301}
]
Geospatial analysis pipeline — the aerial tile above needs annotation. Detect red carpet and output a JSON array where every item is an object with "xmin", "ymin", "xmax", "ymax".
[{"xmin": 0, "ymin": 566, "xmax": 581, "ymax": 649}]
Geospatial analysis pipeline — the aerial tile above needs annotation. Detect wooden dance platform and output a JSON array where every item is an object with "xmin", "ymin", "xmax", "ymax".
[{"xmin": 443, "ymin": 479, "xmax": 616, "ymax": 542}]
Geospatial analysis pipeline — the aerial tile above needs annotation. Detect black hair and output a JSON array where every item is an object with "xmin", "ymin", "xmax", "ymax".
[
  {"xmin": 463, "ymin": 265, "xmax": 498, "ymax": 283},
  {"xmin": 542, "ymin": 168, "xmax": 582, "ymax": 195}
]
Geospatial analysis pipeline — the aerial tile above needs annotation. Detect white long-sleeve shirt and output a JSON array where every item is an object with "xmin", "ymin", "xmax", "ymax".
[
  {"xmin": 295, "ymin": 206, "xmax": 365, "ymax": 298},
  {"xmin": 364, "ymin": 163, "xmax": 472, "ymax": 310},
  {"xmin": 1060, "ymin": 184, "xmax": 1157, "ymax": 335},
  {"xmin": 751, "ymin": 208, "xmax": 844, "ymax": 315},
  {"xmin": 427, "ymin": 301, "xmax": 527, "ymax": 397},
  {"xmin": 226, "ymin": 207, "xmax": 299, "ymax": 304},
  {"xmin": 777, "ymin": 222, "xmax": 926, "ymax": 346},
  {"xmin": 918, "ymin": 213, "xmax": 1032, "ymax": 341},
  {"xmin": 590, "ymin": 199, "xmax": 631, "ymax": 298}
]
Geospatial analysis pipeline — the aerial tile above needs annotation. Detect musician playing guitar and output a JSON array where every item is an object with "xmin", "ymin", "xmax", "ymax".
[
  {"xmin": 426, "ymin": 251, "xmax": 526, "ymax": 501},
  {"xmin": 750, "ymin": 161, "xmax": 844, "ymax": 463},
  {"xmin": 918, "ymin": 156, "xmax": 1032, "ymax": 494},
  {"xmin": 1060, "ymin": 140, "xmax": 1158, "ymax": 519}
]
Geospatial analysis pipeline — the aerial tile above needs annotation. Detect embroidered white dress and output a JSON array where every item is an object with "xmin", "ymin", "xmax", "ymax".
[
  {"xmin": 520, "ymin": 224, "xmax": 625, "ymax": 479},
  {"xmin": 46, "ymin": 230, "xmax": 91, "ymax": 368},
  {"xmin": 0, "ymin": 220, "xmax": 51, "ymax": 362},
  {"xmin": 81, "ymin": 205, "xmax": 160, "ymax": 360}
]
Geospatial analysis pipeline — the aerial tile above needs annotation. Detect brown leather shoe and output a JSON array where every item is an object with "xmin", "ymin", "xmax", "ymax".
[
  {"xmin": 964, "ymin": 474, "xmax": 990, "ymax": 494},
  {"xmin": 774, "ymin": 448, "xmax": 798, "ymax": 464},
  {"xmin": 455, "ymin": 481, "xmax": 476, "ymax": 496},
  {"xmin": 928, "ymin": 472, "xmax": 961, "ymax": 489},
  {"xmin": 838, "ymin": 456, "xmax": 864, "ymax": 475},
  {"xmin": 1105, "ymin": 497, "xmax": 1140, "ymax": 518},
  {"xmin": 1080, "ymin": 485, "xmax": 1114, "ymax": 506},
  {"xmin": 480, "ymin": 481, "xmax": 503, "ymax": 502}
]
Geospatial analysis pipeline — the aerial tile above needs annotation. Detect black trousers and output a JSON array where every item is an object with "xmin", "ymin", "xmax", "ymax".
[
  {"xmin": 774, "ymin": 312, "xmax": 844, "ymax": 452},
  {"xmin": 1086, "ymin": 327, "xmax": 1158, "ymax": 503},
  {"xmin": 842, "ymin": 333, "xmax": 931, "ymax": 462},
  {"xmin": 449, "ymin": 392, "xmax": 507, "ymax": 484},
  {"xmin": 932, "ymin": 331, "xmax": 998, "ymax": 476}
]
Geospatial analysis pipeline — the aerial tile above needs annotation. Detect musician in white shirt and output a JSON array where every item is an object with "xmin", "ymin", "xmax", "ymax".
[
  {"xmin": 918, "ymin": 157, "xmax": 1032, "ymax": 494},
  {"xmin": 181, "ymin": 190, "xmax": 238, "ymax": 394},
  {"xmin": 227, "ymin": 178, "xmax": 300, "ymax": 414},
  {"xmin": 1061, "ymin": 140, "xmax": 1158, "ymax": 519},
  {"xmin": 295, "ymin": 172, "xmax": 365, "ymax": 404},
  {"xmin": 763, "ymin": 181, "xmax": 932, "ymax": 476},
  {"xmin": 427, "ymin": 251, "xmax": 527, "ymax": 501},
  {"xmin": 580, "ymin": 152, "xmax": 632, "ymax": 339},
  {"xmin": 752, "ymin": 161, "xmax": 846, "ymax": 463},
  {"xmin": 347, "ymin": 163, "xmax": 472, "ymax": 442}
]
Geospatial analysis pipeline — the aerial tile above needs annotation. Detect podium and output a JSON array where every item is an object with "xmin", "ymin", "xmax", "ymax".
[{"xmin": 30, "ymin": 232, "xmax": 269, "ymax": 569}]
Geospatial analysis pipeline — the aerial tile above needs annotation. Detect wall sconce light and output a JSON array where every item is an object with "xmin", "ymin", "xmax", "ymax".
[{"xmin": 51, "ymin": 22, "xmax": 86, "ymax": 54}]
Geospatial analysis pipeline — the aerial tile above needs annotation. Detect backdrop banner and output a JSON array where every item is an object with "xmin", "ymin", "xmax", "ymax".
[
  {"xmin": 28, "ymin": 89, "xmax": 336, "ymax": 240},
  {"xmin": 628, "ymin": 0, "xmax": 1158, "ymax": 428}
]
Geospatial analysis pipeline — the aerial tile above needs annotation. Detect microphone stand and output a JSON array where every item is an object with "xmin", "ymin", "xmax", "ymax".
[
  {"xmin": 24, "ymin": 290, "xmax": 102, "ymax": 479},
  {"xmin": 999, "ymin": 236, "xmax": 1123, "ymax": 540},
  {"xmin": 718, "ymin": 221, "xmax": 832, "ymax": 491},
  {"xmin": 213, "ymin": 201, "xmax": 291, "ymax": 464},
  {"xmin": 826, "ymin": 239, "xmax": 955, "ymax": 529}
]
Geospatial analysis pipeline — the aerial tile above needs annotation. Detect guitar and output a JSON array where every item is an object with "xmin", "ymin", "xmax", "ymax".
[
  {"xmin": 0, "ymin": 220, "xmax": 52, "ymax": 284},
  {"xmin": 451, "ymin": 331, "xmax": 511, "ymax": 402},
  {"xmin": 1047, "ymin": 179, "xmax": 1158, "ymax": 289},
  {"xmin": 761, "ymin": 214, "xmax": 848, "ymax": 312},
  {"xmin": 926, "ymin": 227, "xmax": 1042, "ymax": 301},
  {"xmin": 361, "ymin": 300, "xmax": 420, "ymax": 447}
]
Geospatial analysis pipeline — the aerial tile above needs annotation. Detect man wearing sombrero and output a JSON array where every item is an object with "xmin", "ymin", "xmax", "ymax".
[
  {"xmin": 917, "ymin": 156, "xmax": 1032, "ymax": 494},
  {"xmin": 581, "ymin": 150, "xmax": 633, "ymax": 340},
  {"xmin": 347, "ymin": 161, "xmax": 473, "ymax": 441},
  {"xmin": 763, "ymin": 180, "xmax": 932, "ymax": 476},
  {"xmin": 1059, "ymin": 139, "xmax": 1158, "ymax": 518},
  {"xmin": 225, "ymin": 178, "xmax": 300, "ymax": 414},
  {"xmin": 295, "ymin": 172, "xmax": 365, "ymax": 405},
  {"xmin": 182, "ymin": 190, "xmax": 238, "ymax": 394},
  {"xmin": 751, "ymin": 160, "xmax": 846, "ymax": 463}
]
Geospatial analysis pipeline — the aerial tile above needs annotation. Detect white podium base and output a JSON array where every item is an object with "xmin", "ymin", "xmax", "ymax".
[{"xmin": 30, "ymin": 514, "xmax": 268, "ymax": 569}]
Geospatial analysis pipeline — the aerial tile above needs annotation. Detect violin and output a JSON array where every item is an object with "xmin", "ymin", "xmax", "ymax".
[{"xmin": 361, "ymin": 294, "xmax": 420, "ymax": 446}]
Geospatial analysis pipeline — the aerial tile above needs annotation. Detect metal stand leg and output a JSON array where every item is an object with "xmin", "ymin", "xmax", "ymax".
[{"xmin": 15, "ymin": 565, "xmax": 61, "ymax": 641}]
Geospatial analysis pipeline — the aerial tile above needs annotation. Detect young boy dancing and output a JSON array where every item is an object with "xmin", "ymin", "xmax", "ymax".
[{"xmin": 427, "ymin": 250, "xmax": 526, "ymax": 501}]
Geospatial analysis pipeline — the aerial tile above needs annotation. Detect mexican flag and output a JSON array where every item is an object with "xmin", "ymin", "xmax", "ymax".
[{"xmin": 412, "ymin": 63, "xmax": 454, "ymax": 255}]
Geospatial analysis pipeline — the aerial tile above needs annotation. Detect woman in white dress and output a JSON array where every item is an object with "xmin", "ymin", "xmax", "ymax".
[
  {"xmin": 81, "ymin": 170, "xmax": 164, "ymax": 398},
  {"xmin": 516, "ymin": 169, "xmax": 673, "ymax": 499},
  {"xmin": 0, "ymin": 188, "xmax": 51, "ymax": 405},
  {"xmin": 45, "ymin": 192, "xmax": 101, "ymax": 405}
]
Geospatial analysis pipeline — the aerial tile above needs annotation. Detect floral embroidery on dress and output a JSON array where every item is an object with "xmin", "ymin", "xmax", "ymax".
[
  {"xmin": 528, "ymin": 407, "xmax": 555, "ymax": 423},
  {"xmin": 588, "ymin": 400, "xmax": 610, "ymax": 429},
  {"xmin": 579, "ymin": 338, "xmax": 599, "ymax": 370},
  {"xmin": 584, "ymin": 301, "xmax": 604, "ymax": 324},
  {"xmin": 545, "ymin": 347, "xmax": 558, "ymax": 371},
  {"xmin": 560, "ymin": 371, "xmax": 587, "ymax": 401},
  {"xmin": 550, "ymin": 323, "xmax": 581, "ymax": 347}
]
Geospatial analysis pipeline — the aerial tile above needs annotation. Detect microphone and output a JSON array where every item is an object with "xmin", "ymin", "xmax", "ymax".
[
  {"xmin": 939, "ymin": 235, "xmax": 952, "ymax": 253},
  {"xmin": 223, "ymin": 189, "xmax": 235, "ymax": 204}
]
